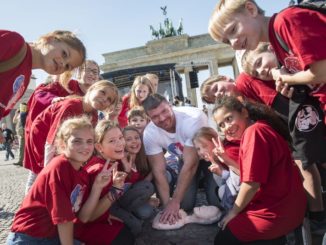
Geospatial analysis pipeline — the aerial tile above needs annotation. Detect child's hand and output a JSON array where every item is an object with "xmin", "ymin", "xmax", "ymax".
[
  {"xmin": 212, "ymin": 136, "xmax": 227, "ymax": 163},
  {"xmin": 94, "ymin": 161, "xmax": 117, "ymax": 189},
  {"xmin": 275, "ymin": 78, "xmax": 294, "ymax": 99},
  {"xmin": 208, "ymin": 164, "xmax": 223, "ymax": 176},
  {"xmin": 112, "ymin": 164, "xmax": 127, "ymax": 189}
]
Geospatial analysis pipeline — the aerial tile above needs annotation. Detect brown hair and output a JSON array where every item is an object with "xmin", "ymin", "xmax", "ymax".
[
  {"xmin": 193, "ymin": 127, "xmax": 219, "ymax": 143},
  {"xmin": 123, "ymin": 126, "xmax": 150, "ymax": 176},
  {"xmin": 241, "ymin": 42, "xmax": 270, "ymax": 77},
  {"xmin": 127, "ymin": 106, "xmax": 148, "ymax": 122},
  {"xmin": 142, "ymin": 93, "xmax": 167, "ymax": 114},
  {"xmin": 213, "ymin": 95, "xmax": 292, "ymax": 145}
]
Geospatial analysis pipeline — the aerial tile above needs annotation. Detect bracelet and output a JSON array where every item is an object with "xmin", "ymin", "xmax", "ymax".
[{"xmin": 108, "ymin": 186, "xmax": 124, "ymax": 201}]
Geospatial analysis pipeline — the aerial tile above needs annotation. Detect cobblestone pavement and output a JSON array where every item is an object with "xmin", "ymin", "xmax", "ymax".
[
  {"xmin": 0, "ymin": 148, "xmax": 324, "ymax": 245},
  {"xmin": 0, "ymin": 150, "xmax": 27, "ymax": 244}
]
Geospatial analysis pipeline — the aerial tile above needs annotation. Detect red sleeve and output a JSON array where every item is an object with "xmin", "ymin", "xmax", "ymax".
[
  {"xmin": 84, "ymin": 157, "xmax": 113, "ymax": 198},
  {"xmin": 118, "ymin": 94, "xmax": 130, "ymax": 128},
  {"xmin": 273, "ymin": 7, "xmax": 326, "ymax": 69},
  {"xmin": 239, "ymin": 123, "xmax": 272, "ymax": 184},
  {"xmin": 235, "ymin": 73, "xmax": 277, "ymax": 106},
  {"xmin": 46, "ymin": 160, "xmax": 76, "ymax": 224},
  {"xmin": 0, "ymin": 30, "xmax": 25, "ymax": 61},
  {"xmin": 224, "ymin": 140, "xmax": 240, "ymax": 164},
  {"xmin": 46, "ymin": 99, "xmax": 83, "ymax": 144},
  {"xmin": 68, "ymin": 79, "xmax": 84, "ymax": 96}
]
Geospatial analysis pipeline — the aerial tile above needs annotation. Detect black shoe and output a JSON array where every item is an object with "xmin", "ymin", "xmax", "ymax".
[{"xmin": 13, "ymin": 162, "xmax": 22, "ymax": 166}]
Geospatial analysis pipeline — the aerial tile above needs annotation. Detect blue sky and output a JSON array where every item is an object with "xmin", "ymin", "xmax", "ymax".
[{"xmin": 1, "ymin": 0, "xmax": 289, "ymax": 85}]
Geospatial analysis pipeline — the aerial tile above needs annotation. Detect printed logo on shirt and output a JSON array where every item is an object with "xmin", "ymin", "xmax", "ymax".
[
  {"xmin": 295, "ymin": 105, "xmax": 321, "ymax": 132},
  {"xmin": 167, "ymin": 142, "xmax": 184, "ymax": 157},
  {"xmin": 70, "ymin": 184, "xmax": 86, "ymax": 213},
  {"xmin": 284, "ymin": 55, "xmax": 301, "ymax": 74},
  {"xmin": 6, "ymin": 75, "xmax": 25, "ymax": 111}
]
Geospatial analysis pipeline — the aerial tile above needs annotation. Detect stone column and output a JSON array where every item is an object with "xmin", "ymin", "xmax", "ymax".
[
  {"xmin": 208, "ymin": 59, "xmax": 219, "ymax": 76},
  {"xmin": 184, "ymin": 67, "xmax": 198, "ymax": 107}
]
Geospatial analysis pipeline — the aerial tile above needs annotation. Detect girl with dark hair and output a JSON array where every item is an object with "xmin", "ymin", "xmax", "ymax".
[
  {"xmin": 109, "ymin": 126, "xmax": 157, "ymax": 236},
  {"xmin": 212, "ymin": 95, "xmax": 306, "ymax": 245}
]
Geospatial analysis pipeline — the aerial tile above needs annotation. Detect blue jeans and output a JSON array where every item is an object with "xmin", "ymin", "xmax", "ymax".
[
  {"xmin": 165, "ymin": 159, "xmax": 201, "ymax": 212},
  {"xmin": 6, "ymin": 232, "xmax": 82, "ymax": 245},
  {"xmin": 4, "ymin": 141, "xmax": 14, "ymax": 160}
]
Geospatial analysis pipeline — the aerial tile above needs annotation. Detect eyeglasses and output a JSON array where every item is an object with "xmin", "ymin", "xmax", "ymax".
[{"xmin": 84, "ymin": 68, "xmax": 99, "ymax": 76}]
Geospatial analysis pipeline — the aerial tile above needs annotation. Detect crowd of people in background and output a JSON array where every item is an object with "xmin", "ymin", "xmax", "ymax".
[{"xmin": 0, "ymin": 0, "xmax": 325, "ymax": 244}]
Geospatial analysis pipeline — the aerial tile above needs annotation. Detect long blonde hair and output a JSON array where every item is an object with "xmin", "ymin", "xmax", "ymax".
[{"xmin": 129, "ymin": 76, "xmax": 154, "ymax": 109}]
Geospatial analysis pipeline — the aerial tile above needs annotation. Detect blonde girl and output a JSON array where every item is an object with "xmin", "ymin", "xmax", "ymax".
[
  {"xmin": 118, "ymin": 75, "xmax": 154, "ymax": 128},
  {"xmin": 24, "ymin": 80, "xmax": 118, "ymax": 194},
  {"xmin": 0, "ymin": 29, "xmax": 86, "ymax": 119},
  {"xmin": 7, "ymin": 116, "xmax": 111, "ymax": 245},
  {"xmin": 75, "ymin": 119, "xmax": 135, "ymax": 245},
  {"xmin": 109, "ymin": 126, "xmax": 156, "ymax": 236}
]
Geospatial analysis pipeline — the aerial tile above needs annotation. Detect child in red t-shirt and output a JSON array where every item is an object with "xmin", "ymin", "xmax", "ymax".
[
  {"xmin": 25, "ymin": 59, "xmax": 100, "ymax": 131},
  {"xmin": 0, "ymin": 30, "xmax": 86, "ymax": 119},
  {"xmin": 109, "ymin": 126, "xmax": 157, "ymax": 235},
  {"xmin": 7, "ymin": 116, "xmax": 112, "ymax": 245},
  {"xmin": 212, "ymin": 96, "xmax": 306, "ymax": 244},
  {"xmin": 24, "ymin": 80, "xmax": 118, "ymax": 194},
  {"xmin": 208, "ymin": 0, "xmax": 326, "ymax": 225},
  {"xmin": 200, "ymin": 73, "xmax": 289, "ymax": 121},
  {"xmin": 75, "ymin": 119, "xmax": 135, "ymax": 245},
  {"xmin": 118, "ymin": 76, "xmax": 154, "ymax": 128}
]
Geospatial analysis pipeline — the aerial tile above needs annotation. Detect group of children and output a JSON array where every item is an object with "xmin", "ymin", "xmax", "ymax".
[
  {"xmin": 1, "ymin": 0, "xmax": 326, "ymax": 244},
  {"xmin": 0, "ymin": 28, "xmax": 162, "ymax": 244}
]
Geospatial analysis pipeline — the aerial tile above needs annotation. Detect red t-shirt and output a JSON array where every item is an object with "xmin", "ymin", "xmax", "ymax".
[
  {"xmin": 74, "ymin": 155, "xmax": 124, "ymax": 244},
  {"xmin": 11, "ymin": 154, "xmax": 89, "ymax": 238},
  {"xmin": 269, "ymin": 7, "xmax": 326, "ymax": 121},
  {"xmin": 224, "ymin": 139, "xmax": 240, "ymax": 164},
  {"xmin": 25, "ymin": 79, "xmax": 84, "ymax": 140},
  {"xmin": 228, "ymin": 121, "xmax": 306, "ymax": 242},
  {"xmin": 118, "ymin": 93, "xmax": 130, "ymax": 128},
  {"xmin": 68, "ymin": 79, "xmax": 84, "ymax": 95},
  {"xmin": 24, "ymin": 98, "xmax": 98, "ymax": 174},
  {"xmin": 0, "ymin": 30, "xmax": 32, "ymax": 119},
  {"xmin": 235, "ymin": 72, "xmax": 277, "ymax": 107}
]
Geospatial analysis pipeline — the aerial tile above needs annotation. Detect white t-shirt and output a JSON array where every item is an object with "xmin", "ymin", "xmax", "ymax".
[{"xmin": 143, "ymin": 106, "xmax": 208, "ymax": 157}]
